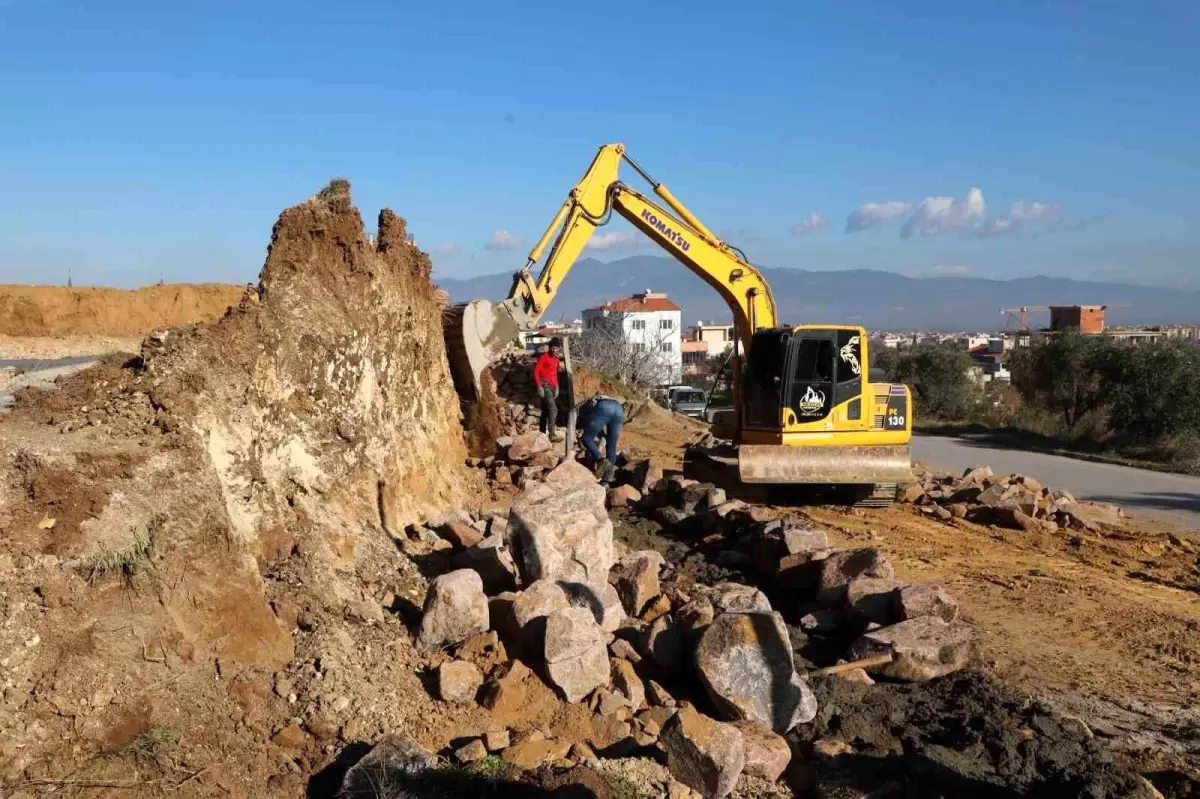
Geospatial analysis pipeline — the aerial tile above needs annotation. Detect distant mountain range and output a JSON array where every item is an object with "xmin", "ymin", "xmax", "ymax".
[{"xmin": 436, "ymin": 256, "xmax": 1200, "ymax": 332}]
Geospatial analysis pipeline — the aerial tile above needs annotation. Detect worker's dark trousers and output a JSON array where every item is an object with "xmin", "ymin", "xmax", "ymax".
[
  {"xmin": 538, "ymin": 385, "xmax": 558, "ymax": 438},
  {"xmin": 581, "ymin": 399, "xmax": 625, "ymax": 477}
]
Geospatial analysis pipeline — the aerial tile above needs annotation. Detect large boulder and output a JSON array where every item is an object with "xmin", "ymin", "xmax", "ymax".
[
  {"xmin": 437, "ymin": 660, "xmax": 483, "ymax": 702},
  {"xmin": 642, "ymin": 614, "xmax": 685, "ymax": 674},
  {"xmin": 451, "ymin": 534, "xmax": 518, "ymax": 595},
  {"xmin": 490, "ymin": 579, "xmax": 570, "ymax": 653},
  {"xmin": 700, "ymin": 583, "xmax": 773, "ymax": 614},
  {"xmin": 606, "ymin": 484, "xmax": 643, "ymax": 508},
  {"xmin": 847, "ymin": 616, "xmax": 978, "ymax": 681},
  {"xmin": 732, "ymin": 721, "xmax": 792, "ymax": 783},
  {"xmin": 626, "ymin": 457, "xmax": 665, "ymax": 493},
  {"xmin": 783, "ymin": 525, "xmax": 829, "ymax": 555},
  {"xmin": 436, "ymin": 519, "xmax": 483, "ymax": 551},
  {"xmin": 559, "ymin": 579, "xmax": 625, "ymax": 632},
  {"xmin": 898, "ymin": 582, "xmax": 958, "ymax": 623},
  {"xmin": 512, "ymin": 579, "xmax": 570, "ymax": 629},
  {"xmin": 660, "ymin": 704, "xmax": 746, "ymax": 799},
  {"xmin": 339, "ymin": 734, "xmax": 436, "ymax": 795},
  {"xmin": 610, "ymin": 550, "xmax": 664, "ymax": 617},
  {"xmin": 509, "ymin": 460, "xmax": 614, "ymax": 586},
  {"xmin": 544, "ymin": 606, "xmax": 610, "ymax": 703},
  {"xmin": 695, "ymin": 611, "xmax": 817, "ymax": 733},
  {"xmin": 417, "ymin": 569, "xmax": 489, "ymax": 652},
  {"xmin": 845, "ymin": 577, "xmax": 906, "ymax": 626},
  {"xmin": 815, "ymin": 548, "xmax": 894, "ymax": 605},
  {"xmin": 507, "ymin": 430, "xmax": 553, "ymax": 464}
]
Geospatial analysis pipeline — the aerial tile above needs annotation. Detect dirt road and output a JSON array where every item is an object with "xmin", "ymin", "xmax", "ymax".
[{"xmin": 914, "ymin": 433, "xmax": 1200, "ymax": 532}]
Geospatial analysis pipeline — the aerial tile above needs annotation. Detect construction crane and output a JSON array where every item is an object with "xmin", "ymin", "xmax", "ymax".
[{"xmin": 1000, "ymin": 306, "xmax": 1050, "ymax": 331}]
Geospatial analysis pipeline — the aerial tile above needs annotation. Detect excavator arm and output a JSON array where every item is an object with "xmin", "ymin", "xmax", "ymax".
[{"xmin": 445, "ymin": 143, "xmax": 777, "ymax": 398}]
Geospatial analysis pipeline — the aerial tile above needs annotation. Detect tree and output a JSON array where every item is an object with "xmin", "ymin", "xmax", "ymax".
[
  {"xmin": 571, "ymin": 321, "xmax": 677, "ymax": 391},
  {"xmin": 1100, "ymin": 338, "xmax": 1200, "ymax": 442},
  {"xmin": 877, "ymin": 344, "xmax": 983, "ymax": 421},
  {"xmin": 1008, "ymin": 333, "xmax": 1113, "ymax": 435}
]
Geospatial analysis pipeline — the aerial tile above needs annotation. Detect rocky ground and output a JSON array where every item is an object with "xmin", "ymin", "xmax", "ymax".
[{"xmin": 1, "ymin": 187, "xmax": 1198, "ymax": 798}]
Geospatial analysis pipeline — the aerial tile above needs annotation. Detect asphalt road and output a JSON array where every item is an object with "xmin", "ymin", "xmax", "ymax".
[{"xmin": 912, "ymin": 434, "xmax": 1200, "ymax": 532}]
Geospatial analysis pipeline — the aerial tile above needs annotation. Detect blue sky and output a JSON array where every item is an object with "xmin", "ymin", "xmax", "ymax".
[{"xmin": 1, "ymin": 0, "xmax": 1196, "ymax": 288}]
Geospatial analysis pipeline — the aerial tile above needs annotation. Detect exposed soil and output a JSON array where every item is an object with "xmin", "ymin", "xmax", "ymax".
[
  {"xmin": 0, "ymin": 283, "xmax": 242, "ymax": 337},
  {"xmin": 0, "ymin": 182, "xmax": 482, "ymax": 797},
  {"xmin": 801, "ymin": 670, "xmax": 1160, "ymax": 798},
  {"xmin": 4, "ymin": 195, "xmax": 1198, "ymax": 798},
  {"xmin": 611, "ymin": 418, "xmax": 1200, "ymax": 791}
]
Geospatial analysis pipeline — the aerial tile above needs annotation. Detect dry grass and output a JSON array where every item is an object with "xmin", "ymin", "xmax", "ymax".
[{"xmin": 80, "ymin": 518, "xmax": 161, "ymax": 585}]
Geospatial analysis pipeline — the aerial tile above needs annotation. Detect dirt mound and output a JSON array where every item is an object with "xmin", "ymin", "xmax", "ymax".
[
  {"xmin": 802, "ymin": 670, "xmax": 1158, "ymax": 797},
  {"xmin": 0, "ymin": 283, "xmax": 243, "ymax": 337},
  {"xmin": 0, "ymin": 181, "xmax": 480, "ymax": 796}
]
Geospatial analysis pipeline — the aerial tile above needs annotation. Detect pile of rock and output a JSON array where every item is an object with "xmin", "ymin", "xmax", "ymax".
[
  {"xmin": 485, "ymin": 351, "xmax": 545, "ymax": 435},
  {"xmin": 406, "ymin": 460, "xmax": 810, "ymax": 795},
  {"xmin": 900, "ymin": 465, "xmax": 1125, "ymax": 533},
  {"xmin": 464, "ymin": 429, "xmax": 565, "ymax": 489},
  {"xmin": 403, "ymin": 455, "xmax": 981, "ymax": 797},
  {"xmin": 618, "ymin": 462, "xmax": 980, "ymax": 685}
]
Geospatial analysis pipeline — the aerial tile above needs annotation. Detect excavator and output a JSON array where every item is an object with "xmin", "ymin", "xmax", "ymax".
[{"xmin": 443, "ymin": 143, "xmax": 913, "ymax": 500}]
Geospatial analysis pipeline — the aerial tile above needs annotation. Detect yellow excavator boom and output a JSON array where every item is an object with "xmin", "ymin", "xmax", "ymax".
[{"xmin": 443, "ymin": 143, "xmax": 777, "ymax": 400}]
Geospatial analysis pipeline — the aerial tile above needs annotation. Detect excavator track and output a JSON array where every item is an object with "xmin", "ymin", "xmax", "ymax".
[{"xmin": 854, "ymin": 482, "xmax": 899, "ymax": 508}]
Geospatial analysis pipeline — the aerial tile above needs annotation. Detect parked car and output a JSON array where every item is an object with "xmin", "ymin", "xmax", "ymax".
[{"xmin": 668, "ymin": 388, "xmax": 708, "ymax": 419}]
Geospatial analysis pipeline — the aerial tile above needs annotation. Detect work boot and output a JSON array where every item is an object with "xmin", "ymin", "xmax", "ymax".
[{"xmin": 592, "ymin": 459, "xmax": 613, "ymax": 480}]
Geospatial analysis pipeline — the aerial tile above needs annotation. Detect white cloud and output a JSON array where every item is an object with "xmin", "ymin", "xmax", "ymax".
[
  {"xmin": 585, "ymin": 230, "xmax": 639, "ymax": 251},
  {"xmin": 484, "ymin": 229, "xmax": 525, "ymax": 250},
  {"xmin": 848, "ymin": 190, "xmax": 1081, "ymax": 239},
  {"xmin": 845, "ymin": 201, "xmax": 912, "ymax": 233},
  {"xmin": 901, "ymin": 188, "xmax": 986, "ymax": 239},
  {"xmin": 790, "ymin": 212, "xmax": 827, "ymax": 236},
  {"xmin": 976, "ymin": 200, "xmax": 1074, "ymax": 237},
  {"xmin": 1009, "ymin": 200, "xmax": 1063, "ymax": 222},
  {"xmin": 435, "ymin": 242, "xmax": 460, "ymax": 254}
]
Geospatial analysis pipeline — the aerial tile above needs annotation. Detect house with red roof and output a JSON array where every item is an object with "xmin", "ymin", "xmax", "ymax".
[{"xmin": 581, "ymin": 290, "xmax": 683, "ymax": 385}]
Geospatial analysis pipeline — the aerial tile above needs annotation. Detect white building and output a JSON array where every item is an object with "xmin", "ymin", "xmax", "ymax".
[
  {"xmin": 684, "ymin": 322, "xmax": 735, "ymax": 357},
  {"xmin": 582, "ymin": 291, "xmax": 683, "ymax": 385}
]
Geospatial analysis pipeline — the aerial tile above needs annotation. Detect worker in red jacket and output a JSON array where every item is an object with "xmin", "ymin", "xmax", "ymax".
[{"xmin": 533, "ymin": 338, "xmax": 564, "ymax": 441}]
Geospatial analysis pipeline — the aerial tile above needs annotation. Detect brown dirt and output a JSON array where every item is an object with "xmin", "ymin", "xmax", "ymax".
[
  {"xmin": 0, "ymin": 283, "xmax": 242, "ymax": 337},
  {"xmin": 0, "ymin": 181, "xmax": 486, "ymax": 797},
  {"xmin": 617, "ymin": 420, "xmax": 1200, "ymax": 713},
  {"xmin": 614, "ymin": 420, "xmax": 1200, "ymax": 787}
]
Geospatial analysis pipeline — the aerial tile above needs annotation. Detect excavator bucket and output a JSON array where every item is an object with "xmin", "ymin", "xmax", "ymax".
[
  {"xmin": 737, "ymin": 444, "xmax": 913, "ymax": 486},
  {"xmin": 442, "ymin": 299, "xmax": 522, "ymax": 400}
]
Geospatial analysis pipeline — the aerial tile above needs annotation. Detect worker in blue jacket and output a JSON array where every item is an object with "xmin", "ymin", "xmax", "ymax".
[{"xmin": 574, "ymin": 394, "xmax": 625, "ymax": 484}]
